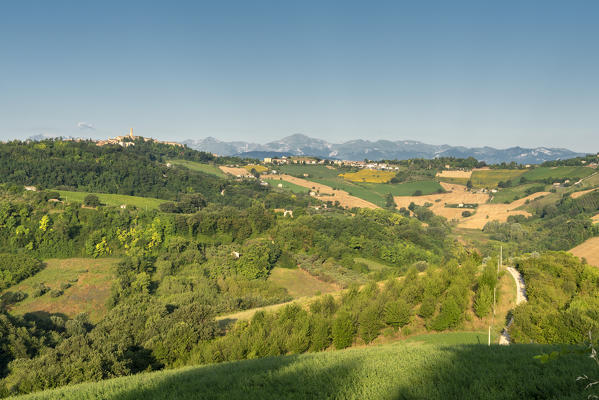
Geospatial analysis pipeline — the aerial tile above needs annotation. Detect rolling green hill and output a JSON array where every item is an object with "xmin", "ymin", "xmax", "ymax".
[{"xmin": 11, "ymin": 336, "xmax": 593, "ymax": 400}]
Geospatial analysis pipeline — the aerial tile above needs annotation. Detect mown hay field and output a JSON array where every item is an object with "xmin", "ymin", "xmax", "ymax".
[
  {"xmin": 571, "ymin": 188, "xmax": 598, "ymax": 199},
  {"xmin": 13, "ymin": 338, "xmax": 594, "ymax": 400},
  {"xmin": 436, "ymin": 170, "xmax": 472, "ymax": 179},
  {"xmin": 394, "ymin": 183, "xmax": 490, "ymax": 221},
  {"xmin": 458, "ymin": 192, "xmax": 550, "ymax": 229},
  {"xmin": 3, "ymin": 258, "xmax": 118, "ymax": 323},
  {"xmin": 340, "ymin": 169, "xmax": 396, "ymax": 183},
  {"xmin": 57, "ymin": 190, "xmax": 167, "ymax": 210},
  {"xmin": 569, "ymin": 236, "xmax": 599, "ymax": 268},
  {"xmin": 219, "ymin": 166, "xmax": 252, "ymax": 177}
]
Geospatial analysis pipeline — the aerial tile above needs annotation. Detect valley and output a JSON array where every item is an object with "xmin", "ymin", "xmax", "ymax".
[{"xmin": 0, "ymin": 139, "xmax": 598, "ymax": 399}]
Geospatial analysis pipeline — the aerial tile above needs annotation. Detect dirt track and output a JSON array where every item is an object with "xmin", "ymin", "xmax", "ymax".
[{"xmin": 499, "ymin": 267, "xmax": 527, "ymax": 345}]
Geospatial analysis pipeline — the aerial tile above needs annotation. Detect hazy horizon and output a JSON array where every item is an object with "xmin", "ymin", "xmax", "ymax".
[{"xmin": 1, "ymin": 1, "xmax": 598, "ymax": 152}]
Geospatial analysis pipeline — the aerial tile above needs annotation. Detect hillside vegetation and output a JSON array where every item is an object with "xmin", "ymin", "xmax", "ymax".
[{"xmin": 1, "ymin": 141, "xmax": 599, "ymax": 399}]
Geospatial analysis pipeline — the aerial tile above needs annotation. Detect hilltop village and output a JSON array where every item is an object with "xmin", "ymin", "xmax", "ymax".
[{"xmin": 95, "ymin": 128, "xmax": 183, "ymax": 148}]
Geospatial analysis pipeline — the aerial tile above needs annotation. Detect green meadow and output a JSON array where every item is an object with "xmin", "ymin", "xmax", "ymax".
[
  {"xmin": 167, "ymin": 159, "xmax": 227, "ymax": 177},
  {"xmin": 520, "ymin": 166, "xmax": 595, "ymax": 182},
  {"xmin": 57, "ymin": 190, "xmax": 167, "ymax": 210},
  {"xmin": 470, "ymin": 169, "xmax": 526, "ymax": 188}
]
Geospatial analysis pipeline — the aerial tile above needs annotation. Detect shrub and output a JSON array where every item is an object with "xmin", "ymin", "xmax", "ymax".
[
  {"xmin": 474, "ymin": 284, "xmax": 493, "ymax": 318},
  {"xmin": 49, "ymin": 289, "xmax": 64, "ymax": 298},
  {"xmin": 32, "ymin": 283, "xmax": 50, "ymax": 297},
  {"xmin": 83, "ymin": 194, "xmax": 100, "ymax": 207},
  {"xmin": 310, "ymin": 316, "xmax": 332, "ymax": 351},
  {"xmin": 358, "ymin": 305, "xmax": 383, "ymax": 344},
  {"xmin": 418, "ymin": 295, "xmax": 436, "ymax": 319},
  {"xmin": 332, "ymin": 311, "xmax": 355, "ymax": 349},
  {"xmin": 384, "ymin": 299, "xmax": 412, "ymax": 330}
]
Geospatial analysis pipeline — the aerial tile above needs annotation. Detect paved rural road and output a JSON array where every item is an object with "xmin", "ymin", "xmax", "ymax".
[{"xmin": 499, "ymin": 266, "xmax": 527, "ymax": 345}]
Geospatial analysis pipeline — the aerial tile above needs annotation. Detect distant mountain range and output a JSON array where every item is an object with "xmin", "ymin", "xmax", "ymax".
[{"xmin": 182, "ymin": 134, "xmax": 586, "ymax": 164}]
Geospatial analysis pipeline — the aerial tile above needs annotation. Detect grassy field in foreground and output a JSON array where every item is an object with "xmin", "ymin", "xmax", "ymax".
[
  {"xmin": 57, "ymin": 190, "xmax": 166, "ymax": 210},
  {"xmin": 3, "ymin": 258, "xmax": 118, "ymax": 323},
  {"xmin": 12, "ymin": 337, "xmax": 594, "ymax": 400},
  {"xmin": 167, "ymin": 159, "xmax": 226, "ymax": 177}
]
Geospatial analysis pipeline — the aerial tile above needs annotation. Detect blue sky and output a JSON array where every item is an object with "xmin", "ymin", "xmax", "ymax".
[{"xmin": 1, "ymin": 1, "xmax": 598, "ymax": 151}]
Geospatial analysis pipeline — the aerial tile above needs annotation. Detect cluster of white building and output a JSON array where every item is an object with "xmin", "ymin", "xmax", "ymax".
[{"xmin": 262, "ymin": 156, "xmax": 400, "ymax": 171}]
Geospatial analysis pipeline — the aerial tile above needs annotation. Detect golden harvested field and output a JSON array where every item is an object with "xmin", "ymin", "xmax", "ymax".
[
  {"xmin": 394, "ymin": 183, "xmax": 549, "ymax": 229},
  {"xmin": 340, "ymin": 169, "xmax": 396, "ymax": 183},
  {"xmin": 394, "ymin": 183, "xmax": 490, "ymax": 221},
  {"xmin": 458, "ymin": 192, "xmax": 550, "ymax": 229},
  {"xmin": 436, "ymin": 170, "xmax": 472, "ymax": 179},
  {"xmin": 593, "ymin": 214, "xmax": 599, "ymax": 224},
  {"xmin": 570, "ymin": 237, "xmax": 599, "ymax": 268},
  {"xmin": 4, "ymin": 258, "xmax": 117, "ymax": 323},
  {"xmin": 244, "ymin": 164, "xmax": 269, "ymax": 173},
  {"xmin": 571, "ymin": 188, "xmax": 598, "ymax": 199},
  {"xmin": 263, "ymin": 174, "xmax": 379, "ymax": 209},
  {"xmin": 219, "ymin": 166, "xmax": 253, "ymax": 177}
]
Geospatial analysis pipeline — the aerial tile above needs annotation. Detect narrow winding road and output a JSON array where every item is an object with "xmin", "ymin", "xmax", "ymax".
[{"xmin": 499, "ymin": 266, "xmax": 527, "ymax": 345}]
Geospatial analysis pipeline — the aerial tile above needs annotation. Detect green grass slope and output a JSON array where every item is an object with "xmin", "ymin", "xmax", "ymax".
[
  {"xmin": 521, "ymin": 166, "xmax": 595, "ymax": 182},
  {"xmin": 167, "ymin": 159, "xmax": 227, "ymax": 178},
  {"xmin": 12, "ymin": 338, "xmax": 593, "ymax": 400},
  {"xmin": 57, "ymin": 190, "xmax": 167, "ymax": 210}
]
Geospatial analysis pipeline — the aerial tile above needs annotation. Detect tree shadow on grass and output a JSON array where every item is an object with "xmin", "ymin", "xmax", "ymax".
[
  {"xmin": 109, "ymin": 353, "xmax": 362, "ymax": 400},
  {"xmin": 44, "ymin": 343, "xmax": 596, "ymax": 400}
]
